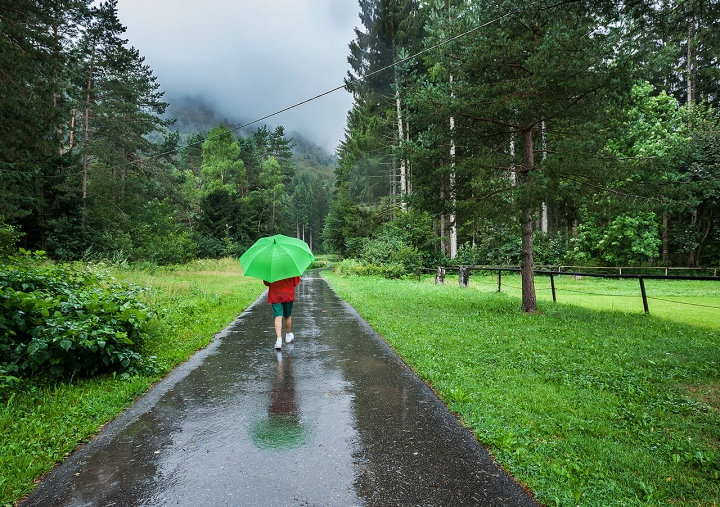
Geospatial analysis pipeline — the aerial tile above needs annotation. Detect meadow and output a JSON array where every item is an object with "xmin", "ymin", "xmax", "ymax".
[{"xmin": 324, "ymin": 271, "xmax": 720, "ymax": 507}]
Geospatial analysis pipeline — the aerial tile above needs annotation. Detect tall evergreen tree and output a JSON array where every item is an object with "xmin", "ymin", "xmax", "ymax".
[
  {"xmin": 0, "ymin": 0, "xmax": 89, "ymax": 247},
  {"xmin": 411, "ymin": 0, "xmax": 638, "ymax": 311}
]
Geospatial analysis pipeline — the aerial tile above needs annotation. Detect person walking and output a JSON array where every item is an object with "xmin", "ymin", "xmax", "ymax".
[{"xmin": 264, "ymin": 276, "xmax": 300, "ymax": 349}]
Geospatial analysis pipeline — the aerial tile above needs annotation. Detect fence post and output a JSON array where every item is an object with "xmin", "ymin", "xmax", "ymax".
[
  {"xmin": 550, "ymin": 273, "xmax": 556, "ymax": 302},
  {"xmin": 459, "ymin": 266, "xmax": 469, "ymax": 287},
  {"xmin": 435, "ymin": 266, "xmax": 446, "ymax": 285},
  {"xmin": 497, "ymin": 270, "xmax": 502, "ymax": 292},
  {"xmin": 639, "ymin": 276, "xmax": 649, "ymax": 314}
]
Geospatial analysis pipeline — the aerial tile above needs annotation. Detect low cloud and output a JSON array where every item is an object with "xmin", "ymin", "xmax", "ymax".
[{"xmin": 117, "ymin": 0, "xmax": 358, "ymax": 151}]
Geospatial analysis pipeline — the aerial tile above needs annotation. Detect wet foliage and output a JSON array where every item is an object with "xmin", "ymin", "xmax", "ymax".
[{"xmin": 0, "ymin": 251, "xmax": 155, "ymax": 384}]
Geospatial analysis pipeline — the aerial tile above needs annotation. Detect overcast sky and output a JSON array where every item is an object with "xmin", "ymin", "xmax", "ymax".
[{"xmin": 116, "ymin": 0, "xmax": 359, "ymax": 151}]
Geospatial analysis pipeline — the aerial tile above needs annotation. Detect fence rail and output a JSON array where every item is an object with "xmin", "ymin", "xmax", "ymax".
[
  {"xmin": 425, "ymin": 265, "xmax": 720, "ymax": 314},
  {"xmin": 552, "ymin": 265, "xmax": 719, "ymax": 277}
]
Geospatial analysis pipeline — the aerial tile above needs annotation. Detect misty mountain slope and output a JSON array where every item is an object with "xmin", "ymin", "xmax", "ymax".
[
  {"xmin": 166, "ymin": 96, "xmax": 251, "ymax": 138},
  {"xmin": 166, "ymin": 96, "xmax": 336, "ymax": 184}
]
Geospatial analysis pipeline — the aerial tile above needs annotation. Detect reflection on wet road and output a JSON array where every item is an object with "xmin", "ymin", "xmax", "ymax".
[{"xmin": 21, "ymin": 273, "xmax": 538, "ymax": 507}]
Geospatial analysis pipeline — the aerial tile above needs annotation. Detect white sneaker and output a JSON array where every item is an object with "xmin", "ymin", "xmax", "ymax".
[
  {"xmin": 285, "ymin": 332, "xmax": 294, "ymax": 344},
  {"xmin": 274, "ymin": 337, "xmax": 282, "ymax": 350}
]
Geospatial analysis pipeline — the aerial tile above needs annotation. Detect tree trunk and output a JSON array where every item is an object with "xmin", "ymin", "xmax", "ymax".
[
  {"xmin": 696, "ymin": 209, "xmax": 712, "ymax": 266},
  {"xmin": 68, "ymin": 108, "xmax": 76, "ymax": 155},
  {"xmin": 689, "ymin": 210, "xmax": 698, "ymax": 266},
  {"xmin": 396, "ymin": 88, "xmax": 406, "ymax": 208},
  {"xmin": 687, "ymin": 12, "xmax": 695, "ymax": 105},
  {"xmin": 458, "ymin": 266, "xmax": 469, "ymax": 287},
  {"xmin": 439, "ymin": 197, "xmax": 446, "ymax": 255},
  {"xmin": 540, "ymin": 121, "xmax": 548, "ymax": 234},
  {"xmin": 449, "ymin": 81, "xmax": 457, "ymax": 259},
  {"xmin": 82, "ymin": 41, "xmax": 96, "ymax": 225},
  {"xmin": 406, "ymin": 118, "xmax": 412, "ymax": 195},
  {"xmin": 435, "ymin": 266, "xmax": 445, "ymax": 284},
  {"xmin": 662, "ymin": 212, "xmax": 669, "ymax": 263},
  {"xmin": 52, "ymin": 23, "xmax": 63, "ymax": 157},
  {"xmin": 520, "ymin": 128, "xmax": 537, "ymax": 313},
  {"xmin": 447, "ymin": 33, "xmax": 457, "ymax": 259}
]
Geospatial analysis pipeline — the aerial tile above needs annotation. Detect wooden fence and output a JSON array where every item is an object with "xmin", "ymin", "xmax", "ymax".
[{"xmin": 428, "ymin": 265, "xmax": 720, "ymax": 314}]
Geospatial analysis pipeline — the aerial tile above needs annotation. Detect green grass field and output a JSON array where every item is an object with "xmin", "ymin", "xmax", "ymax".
[
  {"xmin": 466, "ymin": 271, "xmax": 720, "ymax": 331},
  {"xmin": 324, "ymin": 271, "xmax": 720, "ymax": 507},
  {"xmin": 0, "ymin": 258, "xmax": 264, "ymax": 507}
]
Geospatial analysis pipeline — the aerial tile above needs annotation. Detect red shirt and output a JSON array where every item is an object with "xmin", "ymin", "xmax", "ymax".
[{"xmin": 263, "ymin": 276, "xmax": 300, "ymax": 304}]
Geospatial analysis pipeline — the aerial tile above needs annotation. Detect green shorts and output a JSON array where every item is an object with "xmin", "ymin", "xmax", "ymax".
[{"xmin": 271, "ymin": 302, "xmax": 293, "ymax": 318}]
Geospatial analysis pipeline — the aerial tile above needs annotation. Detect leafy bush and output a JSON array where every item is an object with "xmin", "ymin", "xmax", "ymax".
[
  {"xmin": 360, "ymin": 230, "xmax": 404, "ymax": 265},
  {"xmin": 385, "ymin": 209, "xmax": 439, "ymax": 265},
  {"xmin": 454, "ymin": 243, "xmax": 485, "ymax": 266},
  {"xmin": 533, "ymin": 231, "xmax": 572, "ymax": 266},
  {"xmin": 350, "ymin": 210, "xmax": 437, "ymax": 277},
  {"xmin": 390, "ymin": 245, "xmax": 422, "ymax": 274},
  {"xmin": 46, "ymin": 200, "xmax": 199, "ymax": 265},
  {"xmin": 334, "ymin": 257, "xmax": 415, "ymax": 279},
  {"xmin": 0, "ymin": 218, "xmax": 24, "ymax": 258},
  {"xmin": 453, "ymin": 222, "xmax": 524, "ymax": 266},
  {"xmin": 0, "ymin": 251, "xmax": 156, "ymax": 381},
  {"xmin": 576, "ymin": 211, "xmax": 661, "ymax": 265},
  {"xmin": 334, "ymin": 258, "xmax": 375, "ymax": 276},
  {"xmin": 452, "ymin": 230, "xmax": 571, "ymax": 268}
]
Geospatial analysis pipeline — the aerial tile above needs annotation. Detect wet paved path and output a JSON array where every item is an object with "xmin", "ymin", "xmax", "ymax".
[{"xmin": 22, "ymin": 273, "xmax": 538, "ymax": 507}]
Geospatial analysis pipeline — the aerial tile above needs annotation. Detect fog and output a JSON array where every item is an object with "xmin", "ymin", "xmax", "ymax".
[{"xmin": 117, "ymin": 0, "xmax": 359, "ymax": 151}]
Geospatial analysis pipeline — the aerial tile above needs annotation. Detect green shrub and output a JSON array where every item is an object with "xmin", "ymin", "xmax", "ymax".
[
  {"xmin": 334, "ymin": 257, "xmax": 415, "ymax": 279},
  {"xmin": 0, "ymin": 218, "xmax": 24, "ymax": 258},
  {"xmin": 391, "ymin": 245, "xmax": 422, "ymax": 274},
  {"xmin": 533, "ymin": 231, "xmax": 572, "ymax": 266},
  {"xmin": 380, "ymin": 262, "xmax": 407, "ymax": 279},
  {"xmin": 0, "ymin": 251, "xmax": 156, "ymax": 381},
  {"xmin": 360, "ymin": 230, "xmax": 405, "ymax": 265},
  {"xmin": 576, "ymin": 211, "xmax": 661, "ymax": 265}
]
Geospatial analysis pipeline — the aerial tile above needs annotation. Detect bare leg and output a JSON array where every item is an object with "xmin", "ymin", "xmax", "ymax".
[
  {"xmin": 274, "ymin": 316, "xmax": 282, "ymax": 338},
  {"xmin": 284, "ymin": 316, "xmax": 292, "ymax": 334}
]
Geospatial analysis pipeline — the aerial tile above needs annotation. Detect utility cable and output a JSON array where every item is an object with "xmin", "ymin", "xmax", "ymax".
[{"xmin": 115, "ymin": 7, "xmax": 518, "ymax": 171}]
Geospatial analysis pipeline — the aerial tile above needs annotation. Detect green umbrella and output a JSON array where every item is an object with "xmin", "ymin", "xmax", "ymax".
[{"xmin": 239, "ymin": 234, "xmax": 314, "ymax": 283}]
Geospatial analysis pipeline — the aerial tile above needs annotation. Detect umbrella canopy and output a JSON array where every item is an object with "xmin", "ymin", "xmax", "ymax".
[{"xmin": 239, "ymin": 234, "xmax": 314, "ymax": 283}]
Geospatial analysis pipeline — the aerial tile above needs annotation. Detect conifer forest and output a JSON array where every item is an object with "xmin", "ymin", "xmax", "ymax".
[{"xmin": 2, "ymin": 1, "xmax": 720, "ymax": 305}]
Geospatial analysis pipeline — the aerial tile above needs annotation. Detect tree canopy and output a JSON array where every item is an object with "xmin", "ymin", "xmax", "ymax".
[{"xmin": 326, "ymin": 0, "xmax": 720, "ymax": 311}]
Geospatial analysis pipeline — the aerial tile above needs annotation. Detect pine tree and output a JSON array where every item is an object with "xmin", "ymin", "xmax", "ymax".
[
  {"xmin": 0, "ymin": 0, "xmax": 82, "ymax": 245},
  {"xmin": 201, "ymin": 125, "xmax": 245, "ymax": 195},
  {"xmin": 76, "ymin": 1, "xmax": 169, "ymax": 208},
  {"xmin": 412, "ymin": 0, "xmax": 637, "ymax": 311}
]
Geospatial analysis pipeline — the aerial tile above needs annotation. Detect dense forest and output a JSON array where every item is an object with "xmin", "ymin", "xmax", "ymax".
[
  {"xmin": 323, "ymin": 0, "xmax": 720, "ymax": 310},
  {"xmin": 2, "ymin": 1, "xmax": 719, "ymax": 299},
  {"xmin": 0, "ymin": 0, "xmax": 333, "ymax": 263}
]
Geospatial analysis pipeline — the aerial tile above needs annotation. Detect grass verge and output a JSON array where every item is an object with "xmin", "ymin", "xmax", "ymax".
[
  {"xmin": 0, "ymin": 258, "xmax": 264, "ymax": 507},
  {"xmin": 324, "ymin": 271, "xmax": 720, "ymax": 507}
]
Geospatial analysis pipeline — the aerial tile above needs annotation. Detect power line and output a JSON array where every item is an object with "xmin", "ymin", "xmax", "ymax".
[{"xmin": 118, "ymin": 7, "xmax": 517, "ymax": 171}]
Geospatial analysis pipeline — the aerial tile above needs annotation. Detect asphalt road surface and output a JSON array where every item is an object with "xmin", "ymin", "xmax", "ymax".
[{"xmin": 21, "ymin": 273, "xmax": 539, "ymax": 507}]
